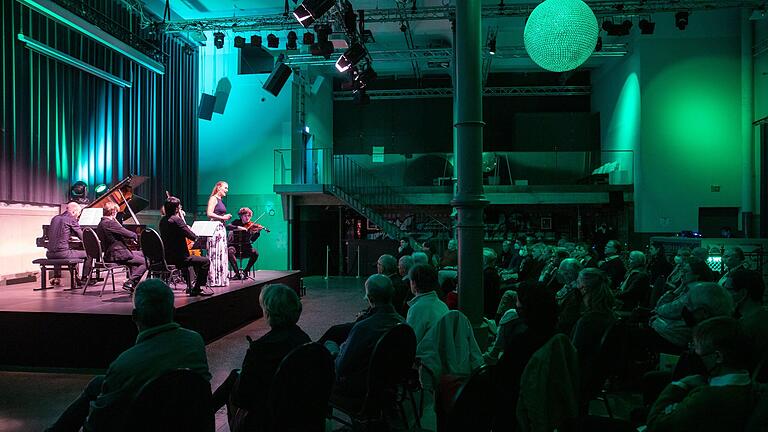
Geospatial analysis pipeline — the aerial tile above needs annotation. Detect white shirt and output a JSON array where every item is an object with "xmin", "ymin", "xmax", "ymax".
[{"xmin": 406, "ymin": 291, "xmax": 449, "ymax": 344}]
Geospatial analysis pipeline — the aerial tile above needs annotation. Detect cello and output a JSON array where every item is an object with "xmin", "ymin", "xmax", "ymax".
[{"xmin": 165, "ymin": 191, "xmax": 202, "ymax": 256}]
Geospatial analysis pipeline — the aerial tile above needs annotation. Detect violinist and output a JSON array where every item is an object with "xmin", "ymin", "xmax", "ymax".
[{"xmin": 228, "ymin": 207, "xmax": 265, "ymax": 279}]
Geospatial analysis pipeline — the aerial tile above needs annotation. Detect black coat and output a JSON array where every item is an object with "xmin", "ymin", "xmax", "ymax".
[
  {"xmin": 600, "ymin": 257, "xmax": 627, "ymax": 290},
  {"xmin": 616, "ymin": 269, "xmax": 651, "ymax": 310},
  {"xmin": 159, "ymin": 214, "xmax": 197, "ymax": 265},
  {"xmin": 96, "ymin": 217, "xmax": 137, "ymax": 262}
]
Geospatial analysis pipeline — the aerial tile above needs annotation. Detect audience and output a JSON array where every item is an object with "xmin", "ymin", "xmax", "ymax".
[
  {"xmin": 440, "ymin": 238, "xmax": 458, "ymax": 268},
  {"xmin": 406, "ymin": 264, "xmax": 449, "ymax": 343},
  {"xmin": 398, "ymin": 254, "xmax": 414, "ymax": 281},
  {"xmin": 483, "ymin": 247, "xmax": 502, "ymax": 319},
  {"xmin": 333, "ymin": 274, "xmax": 404, "ymax": 398},
  {"xmin": 691, "ymin": 247, "xmax": 717, "ymax": 282},
  {"xmin": 725, "ymin": 269, "xmax": 768, "ymax": 372},
  {"xmin": 617, "ymin": 250, "xmax": 651, "ymax": 311},
  {"xmin": 556, "ymin": 258, "xmax": 585, "ymax": 334},
  {"xmin": 647, "ymin": 242, "xmax": 673, "ymax": 284},
  {"xmin": 412, "ymin": 251, "xmax": 430, "ymax": 267},
  {"xmin": 718, "ymin": 246, "xmax": 748, "ymax": 286},
  {"xmin": 600, "ymin": 240, "xmax": 627, "ymax": 290},
  {"xmin": 377, "ymin": 254, "xmax": 409, "ymax": 317},
  {"xmin": 46, "ymin": 280, "xmax": 210, "ymax": 432},
  {"xmin": 666, "ymin": 247, "xmax": 693, "ymax": 289},
  {"xmin": 646, "ymin": 317, "xmax": 754, "ymax": 431}
]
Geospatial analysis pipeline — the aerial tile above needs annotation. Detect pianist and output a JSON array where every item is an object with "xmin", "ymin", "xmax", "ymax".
[
  {"xmin": 97, "ymin": 202, "xmax": 147, "ymax": 292},
  {"xmin": 45, "ymin": 202, "xmax": 92, "ymax": 286}
]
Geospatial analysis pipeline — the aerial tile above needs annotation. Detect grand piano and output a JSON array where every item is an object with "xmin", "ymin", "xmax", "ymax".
[{"xmin": 36, "ymin": 175, "xmax": 150, "ymax": 250}]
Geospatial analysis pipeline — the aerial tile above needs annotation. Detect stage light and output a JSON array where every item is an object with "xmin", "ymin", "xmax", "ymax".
[
  {"xmin": 251, "ymin": 35, "xmax": 262, "ymax": 46},
  {"xmin": 234, "ymin": 36, "xmax": 246, "ymax": 48},
  {"xmin": 70, "ymin": 181, "xmax": 88, "ymax": 202},
  {"xmin": 286, "ymin": 31, "xmax": 298, "ymax": 50},
  {"xmin": 353, "ymin": 65, "xmax": 377, "ymax": 89},
  {"xmin": 675, "ymin": 11, "xmax": 689, "ymax": 30},
  {"xmin": 267, "ymin": 33, "xmax": 279, "ymax": 48},
  {"xmin": 602, "ymin": 19, "xmax": 632, "ymax": 36},
  {"xmin": 310, "ymin": 24, "xmax": 334, "ymax": 58},
  {"xmin": 335, "ymin": 43, "xmax": 366, "ymax": 72},
  {"xmin": 94, "ymin": 183, "xmax": 108, "ymax": 194},
  {"xmin": 639, "ymin": 19, "xmax": 655, "ymax": 34},
  {"xmin": 302, "ymin": 32, "xmax": 315, "ymax": 45},
  {"xmin": 213, "ymin": 32, "xmax": 225, "ymax": 49},
  {"xmin": 293, "ymin": 0, "xmax": 336, "ymax": 28}
]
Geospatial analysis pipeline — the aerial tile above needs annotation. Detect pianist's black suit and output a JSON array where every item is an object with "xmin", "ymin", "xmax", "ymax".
[
  {"xmin": 159, "ymin": 214, "xmax": 209, "ymax": 292},
  {"xmin": 96, "ymin": 216, "xmax": 146, "ymax": 286},
  {"xmin": 46, "ymin": 211, "xmax": 91, "ymax": 279}
]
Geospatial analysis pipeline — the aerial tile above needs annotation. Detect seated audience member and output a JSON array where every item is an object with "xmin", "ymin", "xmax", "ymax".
[
  {"xmin": 600, "ymin": 240, "xmax": 627, "ymax": 290},
  {"xmin": 649, "ymin": 282, "xmax": 734, "ymax": 353},
  {"xmin": 159, "ymin": 196, "xmax": 211, "ymax": 296},
  {"xmin": 46, "ymin": 280, "xmax": 210, "ymax": 432},
  {"xmin": 647, "ymin": 242, "xmax": 673, "ymax": 284},
  {"xmin": 377, "ymin": 254, "xmax": 409, "ymax": 317},
  {"xmin": 654, "ymin": 258, "xmax": 713, "ymax": 323},
  {"xmin": 646, "ymin": 317, "xmax": 754, "ymax": 432},
  {"xmin": 666, "ymin": 247, "xmax": 693, "ymax": 289},
  {"xmin": 616, "ymin": 251, "xmax": 651, "ymax": 311},
  {"xmin": 574, "ymin": 242, "xmax": 599, "ymax": 269},
  {"xmin": 499, "ymin": 244, "xmax": 529, "ymax": 282},
  {"xmin": 494, "ymin": 286, "xmax": 560, "ymax": 431},
  {"xmin": 571, "ymin": 269, "xmax": 617, "ymax": 403},
  {"xmin": 397, "ymin": 237, "xmax": 414, "ymax": 259},
  {"xmin": 499, "ymin": 240, "xmax": 521, "ymax": 272},
  {"xmin": 406, "ymin": 264, "xmax": 449, "ymax": 343},
  {"xmin": 398, "ymin": 255, "xmax": 414, "ymax": 282},
  {"xmin": 718, "ymin": 247, "xmax": 749, "ymax": 286},
  {"xmin": 333, "ymin": 274, "xmax": 405, "ymax": 398},
  {"xmin": 412, "ymin": 251, "xmax": 430, "ymax": 267},
  {"xmin": 422, "ymin": 239, "xmax": 441, "ymax": 268},
  {"xmin": 483, "ymin": 247, "xmax": 502, "ymax": 319},
  {"xmin": 214, "ymin": 283, "xmax": 309, "ymax": 432},
  {"xmin": 691, "ymin": 247, "xmax": 716, "ymax": 282},
  {"xmin": 724, "ymin": 269, "xmax": 768, "ymax": 372},
  {"xmin": 439, "ymin": 239, "xmax": 458, "ymax": 268},
  {"xmin": 45, "ymin": 201, "xmax": 92, "ymax": 286},
  {"xmin": 555, "ymin": 259, "xmax": 585, "ymax": 334},
  {"xmin": 538, "ymin": 248, "xmax": 571, "ymax": 293},
  {"xmin": 96, "ymin": 201, "xmax": 146, "ymax": 292}
]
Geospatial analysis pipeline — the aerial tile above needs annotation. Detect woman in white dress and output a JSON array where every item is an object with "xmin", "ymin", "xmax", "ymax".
[{"xmin": 206, "ymin": 181, "xmax": 231, "ymax": 287}]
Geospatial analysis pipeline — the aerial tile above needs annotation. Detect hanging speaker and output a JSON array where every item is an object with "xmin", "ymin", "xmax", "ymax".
[
  {"xmin": 213, "ymin": 78, "xmax": 232, "ymax": 114},
  {"xmin": 198, "ymin": 93, "xmax": 216, "ymax": 120},
  {"xmin": 263, "ymin": 63, "xmax": 292, "ymax": 97},
  {"xmin": 310, "ymin": 76, "xmax": 325, "ymax": 95}
]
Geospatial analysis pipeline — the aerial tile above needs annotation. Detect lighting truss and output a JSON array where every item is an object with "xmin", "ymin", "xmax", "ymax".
[
  {"xmin": 333, "ymin": 86, "xmax": 592, "ymax": 101},
  {"xmin": 165, "ymin": 1, "xmax": 766, "ymax": 31}
]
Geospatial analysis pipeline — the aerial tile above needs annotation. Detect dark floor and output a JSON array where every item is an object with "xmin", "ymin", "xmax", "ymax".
[{"xmin": 0, "ymin": 276, "xmax": 368, "ymax": 432}]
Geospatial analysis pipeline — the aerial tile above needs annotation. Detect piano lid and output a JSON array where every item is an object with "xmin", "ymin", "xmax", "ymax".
[{"xmin": 86, "ymin": 175, "xmax": 149, "ymax": 224}]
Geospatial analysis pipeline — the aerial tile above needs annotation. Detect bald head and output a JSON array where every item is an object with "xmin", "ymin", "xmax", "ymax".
[
  {"xmin": 377, "ymin": 254, "xmax": 397, "ymax": 275},
  {"xmin": 66, "ymin": 202, "xmax": 82, "ymax": 218},
  {"xmin": 365, "ymin": 274, "xmax": 394, "ymax": 306},
  {"xmin": 133, "ymin": 279, "xmax": 175, "ymax": 330}
]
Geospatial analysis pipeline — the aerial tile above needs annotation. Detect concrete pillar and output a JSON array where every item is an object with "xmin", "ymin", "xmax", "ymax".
[
  {"xmin": 741, "ymin": 8, "xmax": 755, "ymax": 237},
  {"xmin": 452, "ymin": 0, "xmax": 488, "ymax": 338}
]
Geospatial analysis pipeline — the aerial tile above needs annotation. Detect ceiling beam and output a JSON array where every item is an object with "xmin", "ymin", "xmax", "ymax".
[{"xmin": 334, "ymin": 86, "xmax": 592, "ymax": 101}]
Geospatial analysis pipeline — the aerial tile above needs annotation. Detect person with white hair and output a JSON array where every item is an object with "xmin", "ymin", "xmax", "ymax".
[
  {"xmin": 718, "ymin": 247, "xmax": 748, "ymax": 286},
  {"xmin": 412, "ymin": 251, "xmax": 430, "ymax": 267},
  {"xmin": 45, "ymin": 201, "xmax": 92, "ymax": 286},
  {"xmin": 46, "ymin": 280, "xmax": 210, "ymax": 432},
  {"xmin": 616, "ymin": 250, "xmax": 651, "ymax": 311}
]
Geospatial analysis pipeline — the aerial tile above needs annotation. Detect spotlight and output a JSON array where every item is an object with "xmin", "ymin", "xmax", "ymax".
[
  {"xmin": 94, "ymin": 183, "xmax": 108, "ymax": 194},
  {"xmin": 303, "ymin": 32, "xmax": 315, "ymax": 45},
  {"xmin": 267, "ymin": 33, "xmax": 279, "ymax": 48},
  {"xmin": 293, "ymin": 0, "xmax": 336, "ymax": 28},
  {"xmin": 602, "ymin": 19, "xmax": 632, "ymax": 36},
  {"xmin": 213, "ymin": 32, "xmax": 225, "ymax": 49},
  {"xmin": 353, "ymin": 65, "xmax": 377, "ymax": 89},
  {"xmin": 335, "ymin": 43, "xmax": 367, "ymax": 72},
  {"xmin": 311, "ymin": 24, "xmax": 334, "ymax": 58},
  {"xmin": 286, "ymin": 31, "xmax": 298, "ymax": 50},
  {"xmin": 251, "ymin": 35, "xmax": 263, "ymax": 46},
  {"xmin": 675, "ymin": 11, "xmax": 689, "ymax": 30},
  {"xmin": 70, "ymin": 181, "xmax": 89, "ymax": 204},
  {"xmin": 639, "ymin": 19, "xmax": 655, "ymax": 35},
  {"xmin": 488, "ymin": 36, "xmax": 497, "ymax": 55},
  {"xmin": 234, "ymin": 36, "xmax": 246, "ymax": 48}
]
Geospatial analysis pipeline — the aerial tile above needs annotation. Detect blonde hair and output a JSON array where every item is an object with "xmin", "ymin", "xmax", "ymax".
[
  {"xmin": 210, "ymin": 181, "xmax": 227, "ymax": 197},
  {"xmin": 103, "ymin": 201, "xmax": 120, "ymax": 217}
]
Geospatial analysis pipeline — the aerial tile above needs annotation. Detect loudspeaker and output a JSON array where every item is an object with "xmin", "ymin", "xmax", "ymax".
[
  {"xmin": 263, "ymin": 63, "xmax": 292, "ymax": 97},
  {"xmin": 213, "ymin": 78, "xmax": 232, "ymax": 114},
  {"xmin": 198, "ymin": 93, "xmax": 216, "ymax": 120},
  {"xmin": 310, "ymin": 76, "xmax": 325, "ymax": 95},
  {"xmin": 239, "ymin": 46, "xmax": 275, "ymax": 74}
]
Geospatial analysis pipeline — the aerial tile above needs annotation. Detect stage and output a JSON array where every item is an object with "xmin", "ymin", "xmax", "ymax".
[{"xmin": 0, "ymin": 270, "xmax": 301, "ymax": 369}]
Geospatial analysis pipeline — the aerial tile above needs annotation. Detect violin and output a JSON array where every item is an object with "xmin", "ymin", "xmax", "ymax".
[{"xmin": 241, "ymin": 221, "xmax": 270, "ymax": 233}]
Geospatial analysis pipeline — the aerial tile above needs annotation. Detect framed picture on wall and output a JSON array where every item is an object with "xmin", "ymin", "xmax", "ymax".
[
  {"xmin": 366, "ymin": 219, "xmax": 380, "ymax": 231},
  {"xmin": 541, "ymin": 217, "xmax": 552, "ymax": 230}
]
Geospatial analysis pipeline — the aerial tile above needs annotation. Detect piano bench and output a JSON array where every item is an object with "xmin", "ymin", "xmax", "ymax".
[{"xmin": 32, "ymin": 258, "xmax": 82, "ymax": 291}]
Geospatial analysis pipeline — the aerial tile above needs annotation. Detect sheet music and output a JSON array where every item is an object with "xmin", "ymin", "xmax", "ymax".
[
  {"xmin": 79, "ymin": 208, "xmax": 102, "ymax": 226},
  {"xmin": 191, "ymin": 221, "xmax": 220, "ymax": 237}
]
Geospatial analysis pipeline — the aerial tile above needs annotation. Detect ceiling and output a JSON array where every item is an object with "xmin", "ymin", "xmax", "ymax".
[{"xmin": 140, "ymin": 1, "xmax": 764, "ymax": 79}]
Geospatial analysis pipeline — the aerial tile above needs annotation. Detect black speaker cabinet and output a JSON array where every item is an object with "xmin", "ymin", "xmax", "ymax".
[
  {"xmin": 198, "ymin": 93, "xmax": 216, "ymax": 120},
  {"xmin": 263, "ymin": 63, "xmax": 292, "ymax": 97}
]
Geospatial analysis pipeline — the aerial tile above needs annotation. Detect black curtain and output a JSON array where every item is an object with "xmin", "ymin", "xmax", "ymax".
[{"xmin": 0, "ymin": 1, "xmax": 199, "ymax": 210}]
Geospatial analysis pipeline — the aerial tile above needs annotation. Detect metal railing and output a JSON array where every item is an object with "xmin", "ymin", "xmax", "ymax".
[{"xmin": 274, "ymin": 148, "xmax": 333, "ymax": 186}]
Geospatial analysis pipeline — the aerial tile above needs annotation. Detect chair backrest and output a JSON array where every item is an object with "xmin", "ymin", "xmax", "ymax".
[
  {"xmin": 446, "ymin": 365, "xmax": 494, "ymax": 432},
  {"xmin": 364, "ymin": 323, "xmax": 417, "ymax": 412},
  {"xmin": 269, "ymin": 342, "xmax": 335, "ymax": 432},
  {"xmin": 597, "ymin": 318, "xmax": 630, "ymax": 378},
  {"xmin": 82, "ymin": 228, "xmax": 103, "ymax": 262},
  {"xmin": 126, "ymin": 369, "xmax": 214, "ymax": 432},
  {"xmin": 140, "ymin": 228, "xmax": 169, "ymax": 271},
  {"xmin": 745, "ymin": 383, "xmax": 768, "ymax": 432}
]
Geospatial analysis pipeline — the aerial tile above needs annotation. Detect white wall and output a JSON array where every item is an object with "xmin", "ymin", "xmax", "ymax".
[{"xmin": 0, "ymin": 203, "xmax": 59, "ymax": 280}]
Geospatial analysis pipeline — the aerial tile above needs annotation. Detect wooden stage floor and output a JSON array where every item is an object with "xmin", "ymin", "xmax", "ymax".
[{"xmin": 0, "ymin": 270, "xmax": 300, "ymax": 369}]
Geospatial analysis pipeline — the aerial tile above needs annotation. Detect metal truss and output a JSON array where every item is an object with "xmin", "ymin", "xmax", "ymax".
[
  {"xmin": 283, "ymin": 44, "xmax": 627, "ymax": 66},
  {"xmin": 164, "ymin": 1, "xmax": 766, "ymax": 32},
  {"xmin": 333, "ymin": 86, "xmax": 592, "ymax": 101}
]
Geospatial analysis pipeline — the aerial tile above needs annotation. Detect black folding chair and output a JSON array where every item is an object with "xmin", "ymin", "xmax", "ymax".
[
  {"xmin": 140, "ymin": 228, "xmax": 188, "ymax": 290},
  {"xmin": 330, "ymin": 323, "xmax": 419, "ymax": 430},
  {"xmin": 82, "ymin": 228, "xmax": 128, "ymax": 296},
  {"xmin": 269, "ymin": 342, "xmax": 335, "ymax": 432},
  {"xmin": 126, "ymin": 369, "xmax": 214, "ymax": 432},
  {"xmin": 444, "ymin": 365, "xmax": 494, "ymax": 432}
]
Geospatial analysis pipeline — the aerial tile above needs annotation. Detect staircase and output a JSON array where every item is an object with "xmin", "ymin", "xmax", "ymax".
[{"xmin": 328, "ymin": 155, "xmax": 409, "ymax": 239}]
